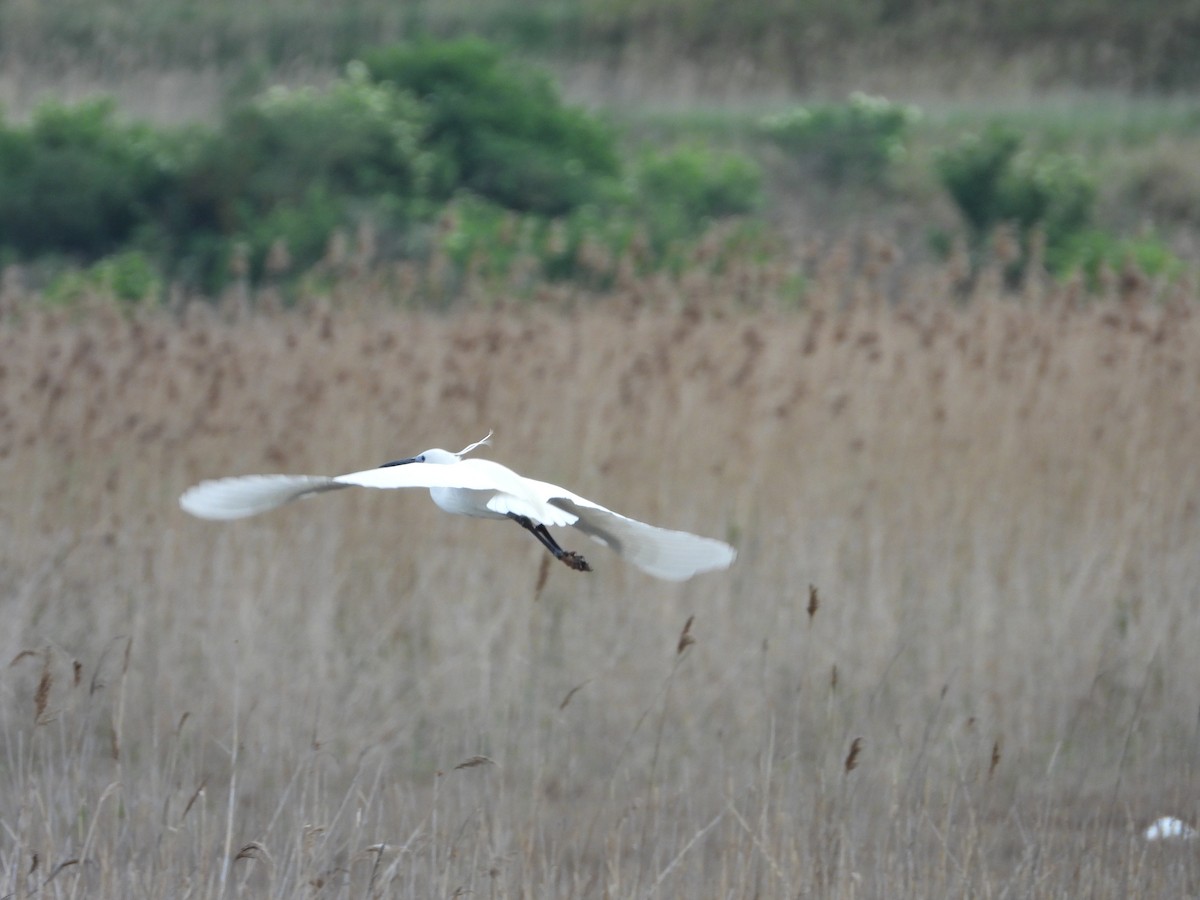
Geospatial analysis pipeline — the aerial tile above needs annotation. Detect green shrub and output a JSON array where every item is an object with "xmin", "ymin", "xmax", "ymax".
[
  {"xmin": 1050, "ymin": 229, "xmax": 1184, "ymax": 286},
  {"xmin": 934, "ymin": 126, "xmax": 1024, "ymax": 238},
  {"xmin": 999, "ymin": 151, "xmax": 1095, "ymax": 247},
  {"xmin": 760, "ymin": 93, "xmax": 918, "ymax": 185},
  {"xmin": 0, "ymin": 98, "xmax": 178, "ymax": 259},
  {"xmin": 238, "ymin": 189, "xmax": 347, "ymax": 279},
  {"xmin": 45, "ymin": 250, "xmax": 164, "ymax": 305},
  {"xmin": 0, "ymin": 40, "xmax": 771, "ymax": 298},
  {"xmin": 633, "ymin": 144, "xmax": 763, "ymax": 254},
  {"xmin": 360, "ymin": 38, "xmax": 619, "ymax": 215},
  {"xmin": 438, "ymin": 197, "xmax": 534, "ymax": 283},
  {"xmin": 436, "ymin": 195, "xmax": 640, "ymax": 289},
  {"xmin": 636, "ymin": 144, "xmax": 762, "ymax": 220},
  {"xmin": 935, "ymin": 126, "xmax": 1097, "ymax": 276},
  {"xmin": 171, "ymin": 63, "xmax": 431, "ymax": 286},
  {"xmin": 434, "ymin": 188, "xmax": 774, "ymax": 292}
]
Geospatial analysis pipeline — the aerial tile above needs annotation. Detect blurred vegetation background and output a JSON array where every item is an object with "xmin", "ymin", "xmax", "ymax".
[
  {"xmin": 4, "ymin": 7, "xmax": 1200, "ymax": 894},
  {"xmin": 5, "ymin": 0, "xmax": 1200, "ymax": 91},
  {"xmin": 0, "ymin": 0, "xmax": 1198, "ymax": 303}
]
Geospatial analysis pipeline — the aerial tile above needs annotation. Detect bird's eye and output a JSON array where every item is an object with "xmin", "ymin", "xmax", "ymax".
[{"xmin": 416, "ymin": 454, "xmax": 425, "ymax": 463}]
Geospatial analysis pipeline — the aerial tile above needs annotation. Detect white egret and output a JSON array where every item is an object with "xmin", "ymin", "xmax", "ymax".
[{"xmin": 179, "ymin": 433, "xmax": 736, "ymax": 581}]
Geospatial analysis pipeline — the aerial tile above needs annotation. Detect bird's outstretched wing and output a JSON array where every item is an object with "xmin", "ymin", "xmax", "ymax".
[
  {"xmin": 179, "ymin": 475, "xmax": 344, "ymax": 520},
  {"xmin": 530, "ymin": 481, "xmax": 736, "ymax": 581},
  {"xmin": 180, "ymin": 459, "xmax": 529, "ymax": 521}
]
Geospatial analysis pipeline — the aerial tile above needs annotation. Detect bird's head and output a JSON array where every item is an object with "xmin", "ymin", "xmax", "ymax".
[{"xmin": 379, "ymin": 431, "xmax": 492, "ymax": 468}]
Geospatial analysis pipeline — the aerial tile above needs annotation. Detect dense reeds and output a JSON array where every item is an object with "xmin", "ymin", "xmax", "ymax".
[{"xmin": 1, "ymin": 247, "xmax": 1198, "ymax": 896}]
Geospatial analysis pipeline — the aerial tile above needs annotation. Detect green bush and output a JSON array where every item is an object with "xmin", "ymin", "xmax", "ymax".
[
  {"xmin": 633, "ymin": 144, "xmax": 763, "ymax": 254},
  {"xmin": 1050, "ymin": 229, "xmax": 1183, "ymax": 286},
  {"xmin": 999, "ymin": 151, "xmax": 1095, "ymax": 246},
  {"xmin": 935, "ymin": 126, "xmax": 1097, "ymax": 276},
  {"xmin": 0, "ymin": 40, "xmax": 786, "ymax": 299},
  {"xmin": 934, "ymin": 126, "xmax": 1024, "ymax": 238},
  {"xmin": 171, "ymin": 63, "xmax": 431, "ymax": 286},
  {"xmin": 238, "ymin": 189, "xmax": 348, "ymax": 279},
  {"xmin": 45, "ymin": 250, "xmax": 163, "ymax": 305},
  {"xmin": 760, "ymin": 93, "xmax": 918, "ymax": 185},
  {"xmin": 434, "ymin": 188, "xmax": 773, "ymax": 292},
  {"xmin": 0, "ymin": 98, "xmax": 178, "ymax": 259},
  {"xmin": 438, "ymin": 197, "xmax": 534, "ymax": 283},
  {"xmin": 360, "ymin": 38, "xmax": 619, "ymax": 215},
  {"xmin": 436, "ymin": 195, "xmax": 640, "ymax": 289}
]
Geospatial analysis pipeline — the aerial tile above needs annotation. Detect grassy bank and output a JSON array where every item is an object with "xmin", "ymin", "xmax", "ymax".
[
  {"xmin": 1, "ymin": 256, "xmax": 1198, "ymax": 894},
  {"xmin": 3, "ymin": 0, "xmax": 1200, "ymax": 97}
]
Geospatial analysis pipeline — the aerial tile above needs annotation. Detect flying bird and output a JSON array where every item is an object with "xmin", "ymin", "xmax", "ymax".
[{"xmin": 179, "ymin": 433, "xmax": 736, "ymax": 581}]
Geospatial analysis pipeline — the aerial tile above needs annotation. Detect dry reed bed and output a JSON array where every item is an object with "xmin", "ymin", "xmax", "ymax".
[{"xmin": 0, "ymin": 263, "xmax": 1198, "ymax": 896}]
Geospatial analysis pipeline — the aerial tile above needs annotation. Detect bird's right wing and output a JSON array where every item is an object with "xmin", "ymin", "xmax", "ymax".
[
  {"xmin": 180, "ymin": 475, "xmax": 345, "ymax": 520},
  {"xmin": 541, "ymin": 488, "xmax": 737, "ymax": 581}
]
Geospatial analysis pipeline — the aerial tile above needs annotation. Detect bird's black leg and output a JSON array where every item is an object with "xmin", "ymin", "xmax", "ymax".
[{"xmin": 506, "ymin": 514, "xmax": 592, "ymax": 572}]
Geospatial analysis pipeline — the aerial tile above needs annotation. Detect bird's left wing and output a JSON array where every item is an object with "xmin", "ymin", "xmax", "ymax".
[
  {"xmin": 180, "ymin": 475, "xmax": 344, "ymax": 520},
  {"xmin": 527, "ymin": 480, "xmax": 736, "ymax": 581},
  {"xmin": 181, "ymin": 459, "xmax": 521, "ymax": 522}
]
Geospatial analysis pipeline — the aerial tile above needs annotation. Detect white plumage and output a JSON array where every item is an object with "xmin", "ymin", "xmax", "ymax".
[{"xmin": 180, "ymin": 434, "xmax": 736, "ymax": 581}]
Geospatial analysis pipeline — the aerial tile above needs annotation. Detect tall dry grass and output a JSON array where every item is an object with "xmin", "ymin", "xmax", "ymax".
[{"xmin": 1, "ymin": 246, "xmax": 1199, "ymax": 896}]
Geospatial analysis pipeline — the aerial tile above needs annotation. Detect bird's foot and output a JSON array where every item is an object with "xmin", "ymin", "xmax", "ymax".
[{"xmin": 560, "ymin": 551, "xmax": 592, "ymax": 572}]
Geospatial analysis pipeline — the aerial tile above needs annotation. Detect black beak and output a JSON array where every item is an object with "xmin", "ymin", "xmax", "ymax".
[{"xmin": 378, "ymin": 455, "xmax": 420, "ymax": 469}]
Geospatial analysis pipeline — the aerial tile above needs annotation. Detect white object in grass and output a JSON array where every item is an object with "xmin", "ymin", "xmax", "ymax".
[{"xmin": 1144, "ymin": 816, "xmax": 1198, "ymax": 841}]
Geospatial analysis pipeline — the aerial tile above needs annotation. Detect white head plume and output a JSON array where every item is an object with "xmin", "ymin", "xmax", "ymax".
[{"xmin": 456, "ymin": 431, "xmax": 493, "ymax": 457}]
